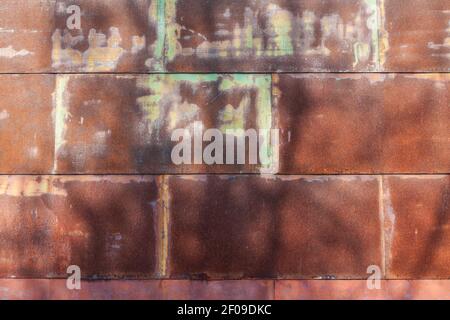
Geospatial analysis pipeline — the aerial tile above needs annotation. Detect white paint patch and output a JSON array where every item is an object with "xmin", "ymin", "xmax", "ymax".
[
  {"xmin": 0, "ymin": 109, "xmax": 9, "ymax": 120},
  {"xmin": 0, "ymin": 28, "xmax": 14, "ymax": 33},
  {"xmin": 0, "ymin": 46, "xmax": 33, "ymax": 58},
  {"xmin": 94, "ymin": 130, "xmax": 111, "ymax": 144}
]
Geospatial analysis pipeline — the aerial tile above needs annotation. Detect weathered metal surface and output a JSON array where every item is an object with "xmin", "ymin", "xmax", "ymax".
[
  {"xmin": 54, "ymin": 74, "xmax": 272, "ymax": 174},
  {"xmin": 0, "ymin": 75, "xmax": 55, "ymax": 173},
  {"xmin": 3, "ymin": 0, "xmax": 450, "ymax": 72},
  {"xmin": 0, "ymin": 279, "xmax": 274, "ymax": 299},
  {"xmin": 380, "ymin": 0, "xmax": 450, "ymax": 71},
  {"xmin": 275, "ymin": 73, "xmax": 383, "ymax": 174},
  {"xmin": 1, "ymin": 0, "xmax": 449, "ymax": 72},
  {"xmin": 167, "ymin": 175, "xmax": 381, "ymax": 279},
  {"xmin": 0, "ymin": 1, "xmax": 54, "ymax": 72},
  {"xmin": 52, "ymin": 0, "xmax": 156, "ymax": 72},
  {"xmin": 0, "ymin": 0, "xmax": 379, "ymax": 72},
  {"xmin": 2, "ymin": 279, "xmax": 450, "ymax": 299},
  {"xmin": 381, "ymin": 74, "xmax": 450, "ymax": 173},
  {"xmin": 1, "ymin": 73, "xmax": 447, "ymax": 174},
  {"xmin": 275, "ymin": 280, "xmax": 450, "ymax": 300},
  {"xmin": 384, "ymin": 176, "xmax": 450, "ymax": 279},
  {"xmin": 0, "ymin": 176, "xmax": 157, "ymax": 278},
  {"xmin": 156, "ymin": 279, "xmax": 274, "ymax": 300},
  {"xmin": 275, "ymin": 74, "xmax": 450, "ymax": 174},
  {"xmin": 0, "ymin": 0, "xmax": 156, "ymax": 72},
  {"xmin": 165, "ymin": 0, "xmax": 379, "ymax": 72},
  {"xmin": 0, "ymin": 0, "xmax": 449, "ymax": 298}
]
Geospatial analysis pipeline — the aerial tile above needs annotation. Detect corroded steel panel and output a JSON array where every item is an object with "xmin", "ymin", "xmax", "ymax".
[
  {"xmin": 0, "ymin": 75, "xmax": 55, "ymax": 173},
  {"xmin": 0, "ymin": 176, "xmax": 157, "ymax": 278},
  {"xmin": 168, "ymin": 175, "xmax": 381, "ymax": 279},
  {"xmin": 53, "ymin": 74, "xmax": 272, "ymax": 174}
]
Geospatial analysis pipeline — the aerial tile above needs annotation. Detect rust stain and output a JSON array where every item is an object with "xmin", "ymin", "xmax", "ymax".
[
  {"xmin": 156, "ymin": 175, "xmax": 170, "ymax": 278},
  {"xmin": 52, "ymin": 28, "xmax": 127, "ymax": 72},
  {"xmin": 378, "ymin": 0, "xmax": 389, "ymax": 69}
]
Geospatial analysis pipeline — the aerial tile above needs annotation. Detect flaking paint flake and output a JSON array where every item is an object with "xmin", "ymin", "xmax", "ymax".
[
  {"xmin": 52, "ymin": 27, "xmax": 127, "ymax": 72},
  {"xmin": 137, "ymin": 74, "xmax": 272, "ymax": 141},
  {"xmin": 157, "ymin": 0, "xmax": 378, "ymax": 70}
]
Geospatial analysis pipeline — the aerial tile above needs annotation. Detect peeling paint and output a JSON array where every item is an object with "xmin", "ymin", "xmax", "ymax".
[
  {"xmin": 0, "ymin": 46, "xmax": 33, "ymax": 58},
  {"xmin": 285, "ymin": 73, "xmax": 389, "ymax": 85},
  {"xmin": 52, "ymin": 27, "xmax": 126, "ymax": 71},
  {"xmin": 146, "ymin": 0, "xmax": 167, "ymax": 71},
  {"xmin": 0, "ymin": 176, "xmax": 67, "ymax": 197},
  {"xmin": 131, "ymin": 35, "xmax": 146, "ymax": 54},
  {"xmin": 362, "ymin": 0, "xmax": 379, "ymax": 69},
  {"xmin": 137, "ymin": 74, "xmax": 272, "ymax": 137},
  {"xmin": 378, "ymin": 0, "xmax": 389, "ymax": 69},
  {"xmin": 155, "ymin": 1, "xmax": 376, "ymax": 67},
  {"xmin": 176, "ymin": 175, "xmax": 208, "ymax": 182},
  {"xmin": 403, "ymin": 74, "xmax": 450, "ymax": 82},
  {"xmin": 164, "ymin": 0, "xmax": 181, "ymax": 61},
  {"xmin": 0, "ymin": 28, "xmax": 15, "ymax": 33},
  {"xmin": 156, "ymin": 175, "xmax": 170, "ymax": 277},
  {"xmin": 217, "ymin": 74, "xmax": 274, "ymax": 172},
  {"xmin": 219, "ymin": 100, "xmax": 247, "ymax": 132},
  {"xmin": 52, "ymin": 75, "xmax": 71, "ymax": 173},
  {"xmin": 428, "ymin": 20, "xmax": 450, "ymax": 60},
  {"xmin": 135, "ymin": 73, "xmax": 275, "ymax": 171},
  {"xmin": 53, "ymin": 176, "xmax": 154, "ymax": 184},
  {"xmin": 302, "ymin": 175, "xmax": 377, "ymax": 183},
  {"xmin": 137, "ymin": 74, "xmax": 202, "ymax": 141}
]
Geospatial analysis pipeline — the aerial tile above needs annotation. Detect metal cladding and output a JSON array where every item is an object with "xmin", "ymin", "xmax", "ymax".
[{"xmin": 0, "ymin": 0, "xmax": 449, "ymax": 299}]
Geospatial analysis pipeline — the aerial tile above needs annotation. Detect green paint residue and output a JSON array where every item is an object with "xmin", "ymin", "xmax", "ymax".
[
  {"xmin": 165, "ymin": 0, "xmax": 179, "ymax": 61},
  {"xmin": 136, "ymin": 74, "xmax": 273, "ymax": 170},
  {"xmin": 363, "ymin": 0, "xmax": 380, "ymax": 70},
  {"xmin": 53, "ymin": 75, "xmax": 71, "ymax": 173}
]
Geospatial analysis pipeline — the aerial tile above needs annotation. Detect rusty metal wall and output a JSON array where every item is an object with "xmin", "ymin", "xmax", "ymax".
[{"xmin": 0, "ymin": 0, "xmax": 449, "ymax": 299}]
